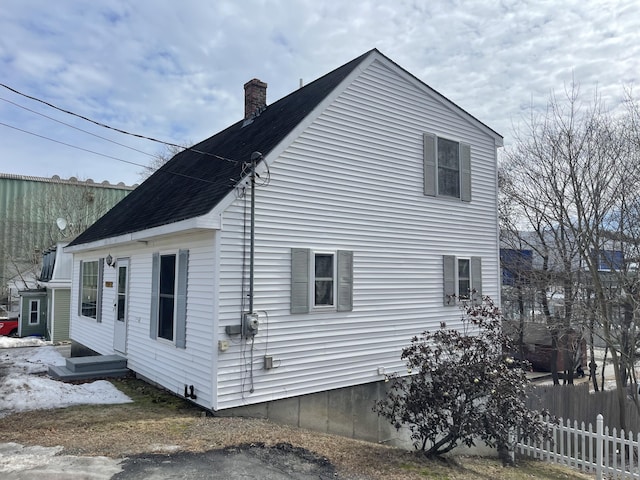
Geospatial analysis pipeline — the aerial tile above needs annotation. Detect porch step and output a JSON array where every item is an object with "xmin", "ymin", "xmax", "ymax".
[{"xmin": 48, "ymin": 354, "xmax": 129, "ymax": 381}]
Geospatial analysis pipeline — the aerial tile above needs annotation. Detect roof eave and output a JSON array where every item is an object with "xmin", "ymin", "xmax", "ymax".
[{"xmin": 65, "ymin": 212, "xmax": 222, "ymax": 253}]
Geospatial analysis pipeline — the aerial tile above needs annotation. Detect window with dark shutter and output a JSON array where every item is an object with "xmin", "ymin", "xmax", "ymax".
[
  {"xmin": 291, "ymin": 248, "xmax": 353, "ymax": 313},
  {"xmin": 424, "ymin": 133, "xmax": 471, "ymax": 202},
  {"xmin": 443, "ymin": 255, "xmax": 482, "ymax": 306}
]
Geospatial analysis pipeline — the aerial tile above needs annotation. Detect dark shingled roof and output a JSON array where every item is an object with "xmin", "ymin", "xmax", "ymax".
[{"xmin": 69, "ymin": 50, "xmax": 373, "ymax": 247}]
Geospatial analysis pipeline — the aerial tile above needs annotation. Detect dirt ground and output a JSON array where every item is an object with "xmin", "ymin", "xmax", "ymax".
[{"xmin": 0, "ymin": 376, "xmax": 594, "ymax": 480}]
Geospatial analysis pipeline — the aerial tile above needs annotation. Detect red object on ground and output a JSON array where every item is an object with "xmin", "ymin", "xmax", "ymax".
[{"xmin": 0, "ymin": 318, "xmax": 18, "ymax": 336}]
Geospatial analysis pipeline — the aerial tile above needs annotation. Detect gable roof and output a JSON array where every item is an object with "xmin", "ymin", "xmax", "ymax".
[{"xmin": 69, "ymin": 49, "xmax": 502, "ymax": 248}]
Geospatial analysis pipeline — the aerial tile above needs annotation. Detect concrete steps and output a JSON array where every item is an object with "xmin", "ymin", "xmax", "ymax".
[{"xmin": 49, "ymin": 354, "xmax": 129, "ymax": 381}]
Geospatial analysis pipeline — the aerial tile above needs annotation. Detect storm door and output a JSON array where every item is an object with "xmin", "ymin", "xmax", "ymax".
[{"xmin": 113, "ymin": 258, "xmax": 129, "ymax": 353}]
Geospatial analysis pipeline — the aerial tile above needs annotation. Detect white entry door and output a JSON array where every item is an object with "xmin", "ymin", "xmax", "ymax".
[{"xmin": 113, "ymin": 258, "xmax": 129, "ymax": 353}]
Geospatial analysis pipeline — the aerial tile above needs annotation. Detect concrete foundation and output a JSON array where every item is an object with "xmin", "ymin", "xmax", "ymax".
[
  {"xmin": 219, "ymin": 380, "xmax": 409, "ymax": 448},
  {"xmin": 221, "ymin": 380, "xmax": 498, "ymax": 456}
]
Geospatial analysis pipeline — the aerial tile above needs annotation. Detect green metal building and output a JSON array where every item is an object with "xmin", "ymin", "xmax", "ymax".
[{"xmin": 0, "ymin": 173, "xmax": 135, "ymax": 311}]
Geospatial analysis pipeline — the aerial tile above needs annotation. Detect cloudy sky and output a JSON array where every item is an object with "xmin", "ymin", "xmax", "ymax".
[{"xmin": 1, "ymin": 0, "xmax": 638, "ymax": 186}]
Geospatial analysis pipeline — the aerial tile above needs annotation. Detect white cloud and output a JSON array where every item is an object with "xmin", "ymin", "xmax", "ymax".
[{"xmin": 0, "ymin": 0, "xmax": 639, "ymax": 185}]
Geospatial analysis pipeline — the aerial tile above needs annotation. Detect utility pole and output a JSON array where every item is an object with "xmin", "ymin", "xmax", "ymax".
[{"xmin": 248, "ymin": 151, "xmax": 262, "ymax": 314}]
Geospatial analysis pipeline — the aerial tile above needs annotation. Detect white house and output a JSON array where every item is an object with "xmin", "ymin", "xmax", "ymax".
[{"xmin": 65, "ymin": 50, "xmax": 503, "ymax": 432}]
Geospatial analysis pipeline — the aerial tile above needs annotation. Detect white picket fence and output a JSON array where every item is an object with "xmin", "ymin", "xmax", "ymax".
[{"xmin": 515, "ymin": 414, "xmax": 640, "ymax": 479}]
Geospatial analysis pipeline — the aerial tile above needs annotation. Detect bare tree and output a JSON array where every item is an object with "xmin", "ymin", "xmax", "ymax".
[
  {"xmin": 501, "ymin": 86, "xmax": 590, "ymax": 386},
  {"xmin": 501, "ymin": 84, "xmax": 640, "ymax": 429},
  {"xmin": 138, "ymin": 143, "xmax": 190, "ymax": 182}
]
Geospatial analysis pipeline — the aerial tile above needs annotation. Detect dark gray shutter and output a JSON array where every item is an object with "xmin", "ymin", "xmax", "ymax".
[
  {"xmin": 337, "ymin": 250, "xmax": 353, "ymax": 312},
  {"xmin": 96, "ymin": 259, "xmax": 104, "ymax": 322},
  {"xmin": 291, "ymin": 248, "xmax": 310, "ymax": 314},
  {"xmin": 423, "ymin": 133, "xmax": 436, "ymax": 196},
  {"xmin": 471, "ymin": 256, "xmax": 482, "ymax": 304},
  {"xmin": 443, "ymin": 255, "xmax": 456, "ymax": 306},
  {"xmin": 175, "ymin": 249, "xmax": 189, "ymax": 349},
  {"xmin": 460, "ymin": 143, "xmax": 471, "ymax": 202},
  {"xmin": 77, "ymin": 261, "xmax": 83, "ymax": 316},
  {"xmin": 150, "ymin": 252, "xmax": 159, "ymax": 339}
]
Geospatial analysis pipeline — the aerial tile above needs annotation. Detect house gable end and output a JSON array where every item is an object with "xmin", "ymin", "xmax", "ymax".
[{"xmin": 69, "ymin": 49, "xmax": 502, "ymax": 249}]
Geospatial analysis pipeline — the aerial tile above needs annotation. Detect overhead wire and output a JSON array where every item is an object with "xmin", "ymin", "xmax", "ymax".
[
  {"xmin": 0, "ymin": 82, "xmax": 239, "ymax": 164},
  {"xmin": 0, "ymin": 96, "xmax": 156, "ymax": 158},
  {"xmin": 0, "ymin": 121, "xmax": 148, "ymax": 169},
  {"xmin": 0, "ymin": 120, "xmax": 222, "ymax": 185}
]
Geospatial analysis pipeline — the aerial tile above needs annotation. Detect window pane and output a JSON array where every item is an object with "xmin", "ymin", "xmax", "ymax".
[
  {"xmin": 160, "ymin": 255, "xmax": 176, "ymax": 294},
  {"xmin": 438, "ymin": 138, "xmax": 459, "ymax": 168},
  {"xmin": 118, "ymin": 266, "xmax": 127, "ymax": 294},
  {"xmin": 81, "ymin": 260, "xmax": 99, "ymax": 319},
  {"xmin": 158, "ymin": 297, "xmax": 174, "ymax": 340},
  {"xmin": 314, "ymin": 253, "xmax": 334, "ymax": 307},
  {"xmin": 458, "ymin": 259, "xmax": 470, "ymax": 299},
  {"xmin": 438, "ymin": 138, "xmax": 460, "ymax": 198},
  {"xmin": 315, "ymin": 254, "xmax": 333, "ymax": 278},
  {"xmin": 438, "ymin": 168, "xmax": 460, "ymax": 197},
  {"xmin": 117, "ymin": 297, "xmax": 126, "ymax": 322},
  {"xmin": 315, "ymin": 280, "xmax": 334, "ymax": 306},
  {"xmin": 158, "ymin": 255, "xmax": 176, "ymax": 341},
  {"xmin": 117, "ymin": 264, "xmax": 127, "ymax": 322},
  {"xmin": 30, "ymin": 300, "xmax": 38, "ymax": 324}
]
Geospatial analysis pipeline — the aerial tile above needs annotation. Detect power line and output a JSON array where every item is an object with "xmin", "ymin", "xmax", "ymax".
[
  {"xmin": 0, "ymin": 121, "xmax": 148, "ymax": 168},
  {"xmin": 0, "ymin": 121, "xmax": 220, "ymax": 185},
  {"xmin": 0, "ymin": 96, "xmax": 156, "ymax": 158},
  {"xmin": 0, "ymin": 82, "xmax": 238, "ymax": 164}
]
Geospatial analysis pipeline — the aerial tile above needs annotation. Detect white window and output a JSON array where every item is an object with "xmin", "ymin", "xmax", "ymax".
[
  {"xmin": 423, "ymin": 133, "xmax": 471, "ymax": 201},
  {"xmin": 457, "ymin": 258, "xmax": 471, "ymax": 300},
  {"xmin": 29, "ymin": 299, "xmax": 40, "ymax": 325},
  {"xmin": 443, "ymin": 255, "xmax": 482, "ymax": 305},
  {"xmin": 437, "ymin": 137, "xmax": 461, "ymax": 198},
  {"xmin": 313, "ymin": 252, "xmax": 335, "ymax": 308},
  {"xmin": 291, "ymin": 249, "xmax": 353, "ymax": 313},
  {"xmin": 150, "ymin": 250, "xmax": 189, "ymax": 348},
  {"xmin": 79, "ymin": 259, "xmax": 104, "ymax": 321},
  {"xmin": 158, "ymin": 254, "xmax": 176, "ymax": 341}
]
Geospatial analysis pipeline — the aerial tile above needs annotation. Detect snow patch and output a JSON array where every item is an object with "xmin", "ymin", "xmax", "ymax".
[{"xmin": 0, "ymin": 343, "xmax": 132, "ymax": 417}]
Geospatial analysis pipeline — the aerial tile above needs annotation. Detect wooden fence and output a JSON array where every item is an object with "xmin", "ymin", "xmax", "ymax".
[
  {"xmin": 515, "ymin": 414, "xmax": 640, "ymax": 479},
  {"xmin": 527, "ymin": 383, "xmax": 640, "ymax": 434}
]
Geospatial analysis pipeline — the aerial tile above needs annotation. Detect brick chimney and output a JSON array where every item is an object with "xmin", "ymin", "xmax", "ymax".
[{"xmin": 244, "ymin": 78, "xmax": 267, "ymax": 119}]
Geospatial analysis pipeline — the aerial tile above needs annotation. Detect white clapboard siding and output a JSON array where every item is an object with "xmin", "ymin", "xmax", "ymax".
[
  {"xmin": 215, "ymin": 58, "xmax": 500, "ymax": 409},
  {"xmin": 69, "ymin": 231, "xmax": 216, "ymax": 409}
]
